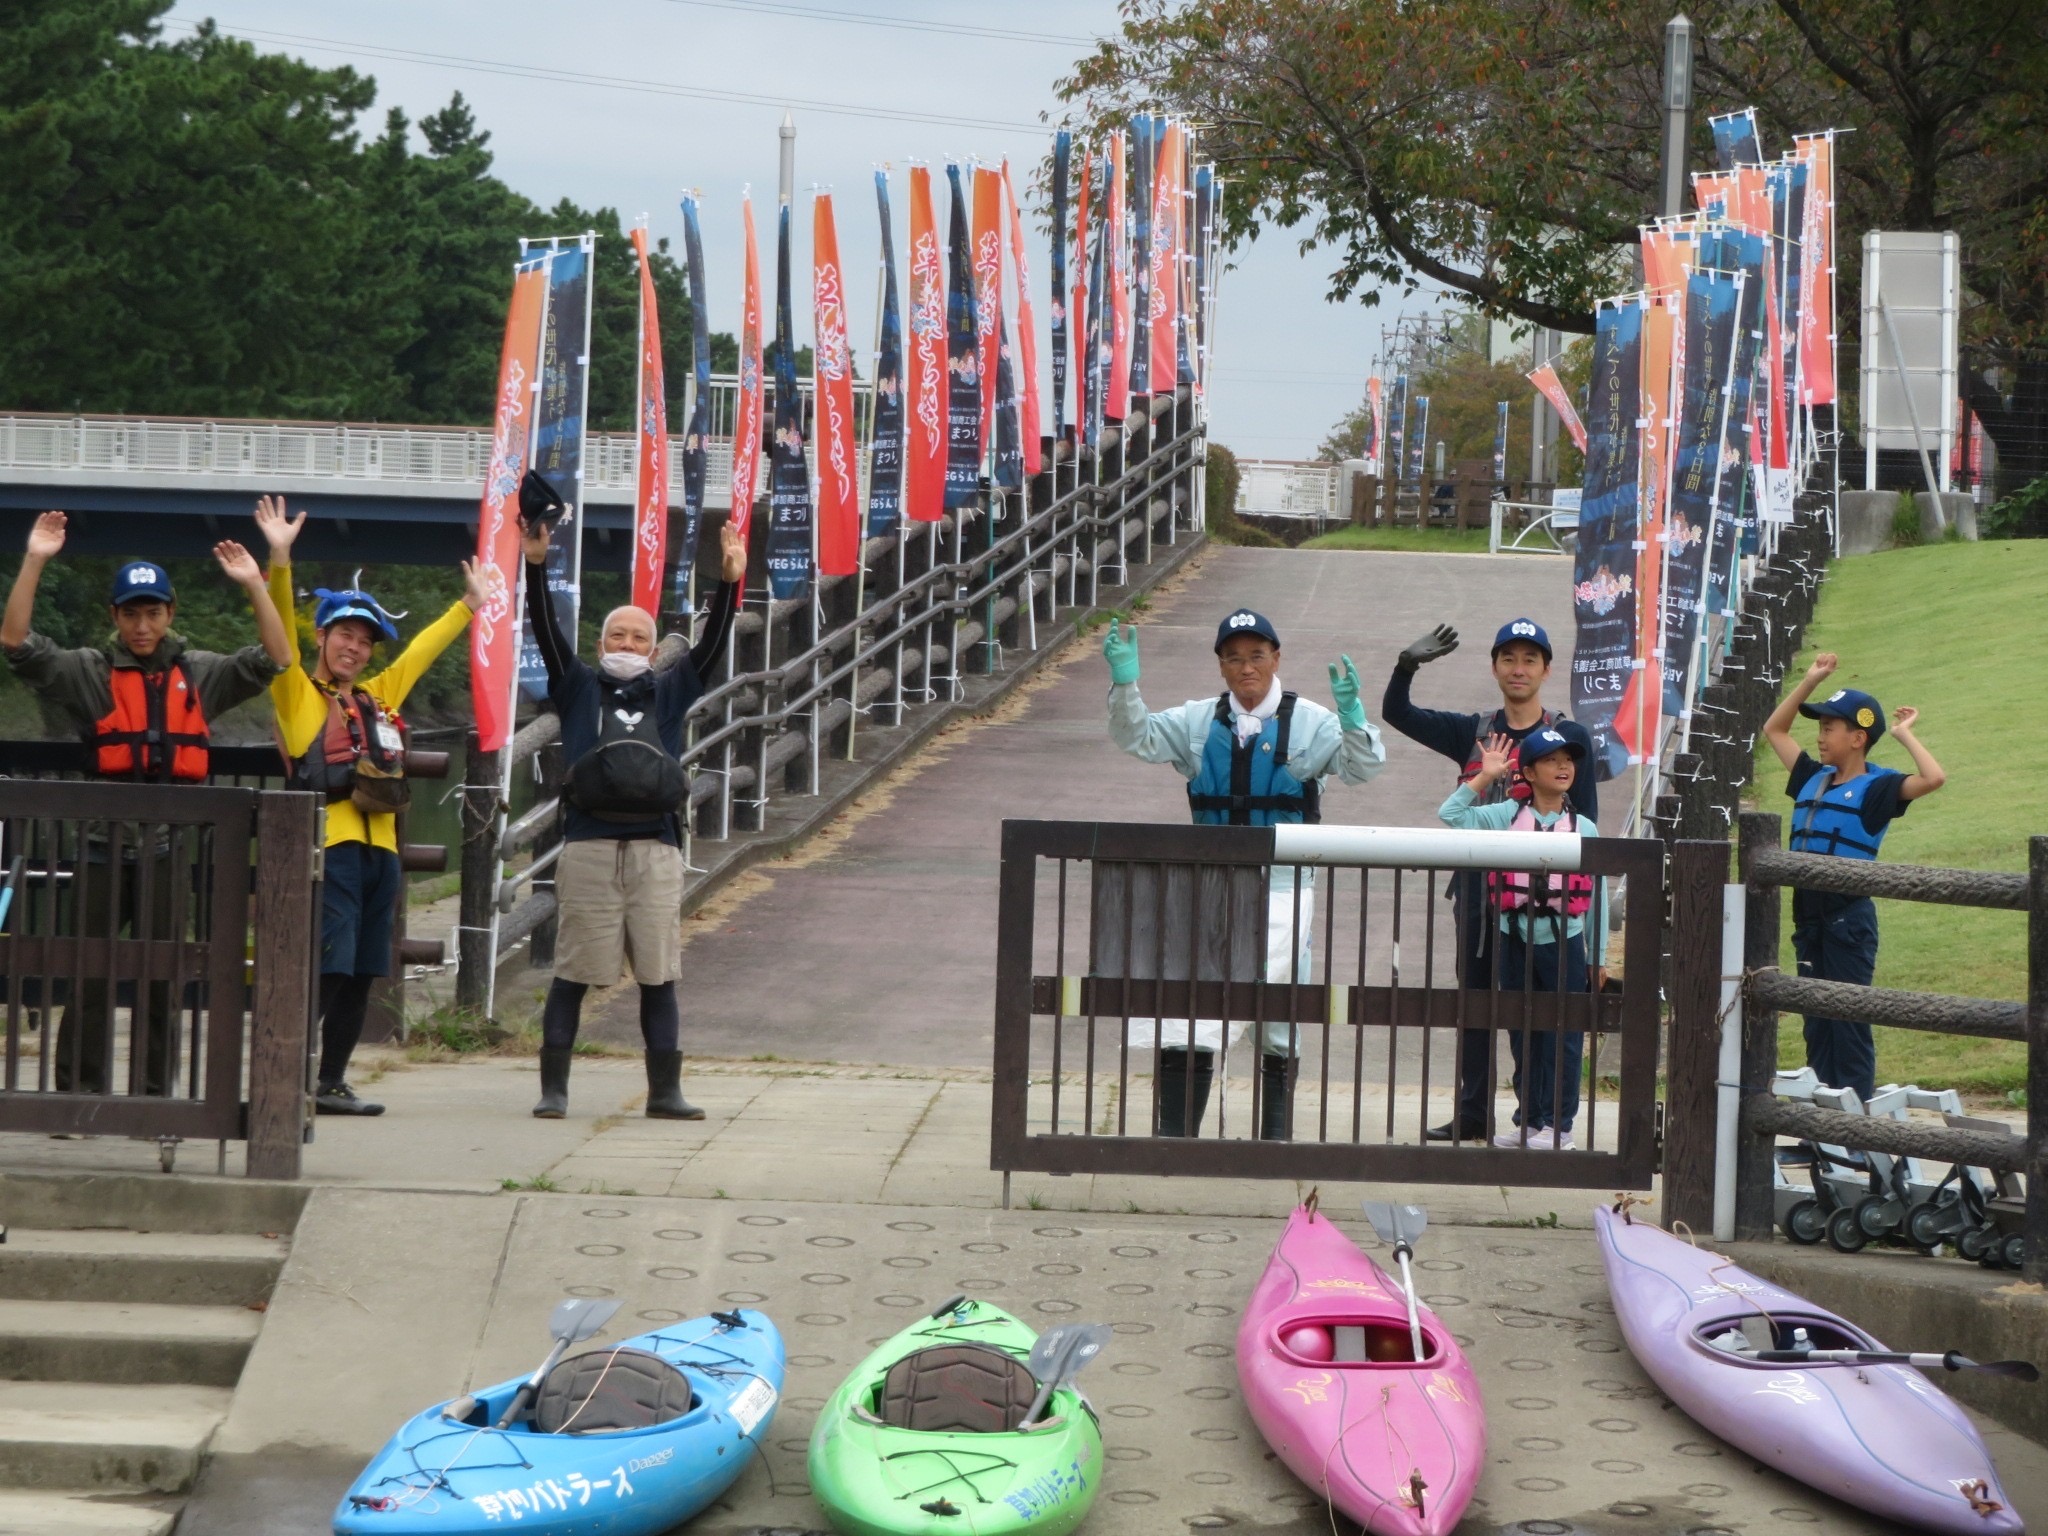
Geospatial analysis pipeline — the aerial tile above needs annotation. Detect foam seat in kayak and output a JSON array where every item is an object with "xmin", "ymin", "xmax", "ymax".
[
  {"xmin": 877, "ymin": 1343, "xmax": 1037, "ymax": 1433},
  {"xmin": 533, "ymin": 1345, "xmax": 697, "ymax": 1434}
]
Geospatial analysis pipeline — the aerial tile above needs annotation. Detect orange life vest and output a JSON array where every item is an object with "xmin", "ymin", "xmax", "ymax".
[
  {"xmin": 286, "ymin": 684, "xmax": 404, "ymax": 801},
  {"xmin": 91, "ymin": 661, "xmax": 209, "ymax": 782}
]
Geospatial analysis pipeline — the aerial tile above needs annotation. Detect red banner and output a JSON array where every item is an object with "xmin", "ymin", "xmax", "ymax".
[
  {"xmin": 1001, "ymin": 160, "xmax": 1043, "ymax": 478},
  {"xmin": 1793, "ymin": 133, "xmax": 1836, "ymax": 406},
  {"xmin": 1527, "ymin": 363, "xmax": 1588, "ymax": 453},
  {"xmin": 471, "ymin": 257, "xmax": 550, "ymax": 753},
  {"xmin": 1148, "ymin": 121, "xmax": 1182, "ymax": 393},
  {"xmin": 1071, "ymin": 151, "xmax": 1092, "ymax": 434},
  {"xmin": 972, "ymin": 166, "xmax": 1003, "ymax": 452},
  {"xmin": 905, "ymin": 166, "xmax": 947, "ymax": 523},
  {"xmin": 1105, "ymin": 131, "xmax": 1129, "ymax": 422},
  {"xmin": 1616, "ymin": 290, "xmax": 1679, "ymax": 766},
  {"xmin": 627, "ymin": 226, "xmax": 669, "ymax": 616},
  {"xmin": 812, "ymin": 192, "xmax": 860, "ymax": 576},
  {"xmin": 731, "ymin": 198, "xmax": 764, "ymax": 544}
]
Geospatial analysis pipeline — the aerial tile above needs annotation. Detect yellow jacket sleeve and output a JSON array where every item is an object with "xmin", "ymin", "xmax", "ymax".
[
  {"xmin": 266, "ymin": 562, "xmax": 328, "ymax": 758},
  {"xmin": 365, "ymin": 599, "xmax": 473, "ymax": 712}
]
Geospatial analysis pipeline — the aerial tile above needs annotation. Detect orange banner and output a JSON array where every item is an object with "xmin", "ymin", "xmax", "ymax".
[
  {"xmin": 972, "ymin": 166, "xmax": 1003, "ymax": 452},
  {"xmin": 1148, "ymin": 120, "xmax": 1183, "ymax": 393},
  {"xmin": 811, "ymin": 192, "xmax": 860, "ymax": 577},
  {"xmin": 1001, "ymin": 160, "xmax": 1043, "ymax": 478},
  {"xmin": 731, "ymin": 198, "xmax": 764, "ymax": 544},
  {"xmin": 905, "ymin": 166, "xmax": 947, "ymax": 523},
  {"xmin": 628, "ymin": 227, "xmax": 669, "ymax": 617},
  {"xmin": 471, "ymin": 255, "xmax": 550, "ymax": 753},
  {"xmin": 1527, "ymin": 363, "xmax": 1588, "ymax": 453},
  {"xmin": 1793, "ymin": 134, "xmax": 1836, "ymax": 406},
  {"xmin": 1105, "ymin": 131, "xmax": 1129, "ymax": 422}
]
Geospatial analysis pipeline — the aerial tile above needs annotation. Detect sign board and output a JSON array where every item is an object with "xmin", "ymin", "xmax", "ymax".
[{"xmin": 1859, "ymin": 231, "xmax": 1957, "ymax": 489}]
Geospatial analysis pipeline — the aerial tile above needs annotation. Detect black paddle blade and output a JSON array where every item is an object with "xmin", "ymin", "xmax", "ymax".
[
  {"xmin": 1946, "ymin": 1353, "xmax": 2040, "ymax": 1382},
  {"xmin": 518, "ymin": 469, "xmax": 567, "ymax": 531}
]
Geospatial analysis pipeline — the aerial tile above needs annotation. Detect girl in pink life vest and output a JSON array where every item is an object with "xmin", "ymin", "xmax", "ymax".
[{"xmin": 1437, "ymin": 725, "xmax": 1605, "ymax": 1150}]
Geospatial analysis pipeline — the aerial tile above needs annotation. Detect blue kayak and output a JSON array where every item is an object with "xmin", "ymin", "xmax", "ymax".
[{"xmin": 334, "ymin": 1308, "xmax": 784, "ymax": 1535}]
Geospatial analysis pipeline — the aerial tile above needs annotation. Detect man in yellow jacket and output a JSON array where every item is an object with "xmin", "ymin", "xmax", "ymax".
[{"xmin": 256, "ymin": 496, "xmax": 485, "ymax": 1115}]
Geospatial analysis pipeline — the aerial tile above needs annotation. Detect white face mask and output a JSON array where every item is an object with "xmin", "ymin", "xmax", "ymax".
[{"xmin": 598, "ymin": 650, "xmax": 653, "ymax": 681}]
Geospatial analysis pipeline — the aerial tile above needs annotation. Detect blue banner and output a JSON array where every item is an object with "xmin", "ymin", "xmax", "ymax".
[
  {"xmin": 1705, "ymin": 226, "xmax": 1765, "ymax": 614},
  {"xmin": 943, "ymin": 164, "xmax": 982, "ymax": 509},
  {"xmin": 1050, "ymin": 132, "xmax": 1070, "ymax": 446},
  {"xmin": 1129, "ymin": 119, "xmax": 1152, "ymax": 398},
  {"xmin": 1492, "ymin": 400, "xmax": 1509, "ymax": 484},
  {"xmin": 1385, "ymin": 373, "xmax": 1408, "ymax": 485},
  {"xmin": 520, "ymin": 237, "xmax": 591, "ymax": 699},
  {"xmin": 1406, "ymin": 394, "xmax": 1431, "ymax": 483},
  {"xmin": 867, "ymin": 172, "xmax": 904, "ymax": 540},
  {"xmin": 1661, "ymin": 267, "xmax": 1741, "ymax": 717},
  {"xmin": 677, "ymin": 197, "xmax": 711, "ymax": 616},
  {"xmin": 1711, "ymin": 108, "xmax": 1762, "ymax": 170},
  {"xmin": 765, "ymin": 202, "xmax": 813, "ymax": 600},
  {"xmin": 1192, "ymin": 164, "xmax": 1213, "ymax": 389},
  {"xmin": 1569, "ymin": 302, "xmax": 1644, "ymax": 783}
]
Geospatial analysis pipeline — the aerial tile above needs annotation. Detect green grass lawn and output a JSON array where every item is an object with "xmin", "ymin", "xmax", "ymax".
[
  {"xmin": 1752, "ymin": 538, "xmax": 2047, "ymax": 1093},
  {"xmin": 1301, "ymin": 525, "xmax": 1495, "ymax": 554}
]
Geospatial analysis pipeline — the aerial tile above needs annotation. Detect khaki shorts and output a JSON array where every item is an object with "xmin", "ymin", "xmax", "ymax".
[{"xmin": 553, "ymin": 838, "xmax": 686, "ymax": 986}]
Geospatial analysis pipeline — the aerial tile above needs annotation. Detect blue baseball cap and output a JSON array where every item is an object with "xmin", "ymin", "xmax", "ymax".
[
  {"xmin": 110, "ymin": 561, "xmax": 174, "ymax": 606},
  {"xmin": 1492, "ymin": 618, "xmax": 1552, "ymax": 660},
  {"xmin": 1215, "ymin": 609, "xmax": 1282, "ymax": 652},
  {"xmin": 314, "ymin": 586, "xmax": 401, "ymax": 643},
  {"xmin": 1800, "ymin": 687, "xmax": 1885, "ymax": 742},
  {"xmin": 1520, "ymin": 725, "xmax": 1584, "ymax": 764}
]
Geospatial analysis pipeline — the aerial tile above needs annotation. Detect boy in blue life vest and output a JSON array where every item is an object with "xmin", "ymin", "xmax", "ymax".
[
  {"xmin": 1762, "ymin": 653, "xmax": 1946, "ymax": 1104},
  {"xmin": 1438, "ymin": 726, "xmax": 1603, "ymax": 1151},
  {"xmin": 1103, "ymin": 609, "xmax": 1386, "ymax": 1141}
]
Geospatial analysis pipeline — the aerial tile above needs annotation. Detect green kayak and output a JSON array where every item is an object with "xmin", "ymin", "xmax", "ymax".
[{"xmin": 807, "ymin": 1297, "xmax": 1105, "ymax": 1536}]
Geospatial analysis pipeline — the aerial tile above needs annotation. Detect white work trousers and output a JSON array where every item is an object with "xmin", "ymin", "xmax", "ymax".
[{"xmin": 1124, "ymin": 864, "xmax": 1314, "ymax": 1060}]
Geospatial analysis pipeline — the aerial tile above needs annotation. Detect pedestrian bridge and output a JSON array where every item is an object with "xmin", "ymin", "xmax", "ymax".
[{"xmin": 0, "ymin": 378, "xmax": 800, "ymax": 567}]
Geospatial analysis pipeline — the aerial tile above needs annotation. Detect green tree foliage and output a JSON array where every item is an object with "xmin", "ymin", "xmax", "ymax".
[
  {"xmin": 0, "ymin": 1, "xmax": 735, "ymax": 427},
  {"xmin": 1065, "ymin": 0, "xmax": 2048, "ymax": 355}
]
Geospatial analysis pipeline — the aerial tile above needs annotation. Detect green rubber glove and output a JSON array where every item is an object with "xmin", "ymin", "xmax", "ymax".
[
  {"xmin": 1328, "ymin": 654, "xmax": 1367, "ymax": 731},
  {"xmin": 1103, "ymin": 620, "xmax": 1140, "ymax": 686}
]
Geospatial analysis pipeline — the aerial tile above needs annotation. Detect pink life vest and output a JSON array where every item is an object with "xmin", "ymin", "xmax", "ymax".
[{"xmin": 1486, "ymin": 803, "xmax": 1594, "ymax": 917}]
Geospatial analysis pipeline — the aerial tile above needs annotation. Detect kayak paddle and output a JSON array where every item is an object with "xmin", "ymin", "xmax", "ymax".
[
  {"xmin": 494, "ymin": 1296, "xmax": 625, "ymax": 1428},
  {"xmin": 1363, "ymin": 1201, "xmax": 1429, "ymax": 1362},
  {"xmin": 1021, "ymin": 1322, "xmax": 1112, "ymax": 1427},
  {"xmin": 1755, "ymin": 1348, "xmax": 2039, "ymax": 1381}
]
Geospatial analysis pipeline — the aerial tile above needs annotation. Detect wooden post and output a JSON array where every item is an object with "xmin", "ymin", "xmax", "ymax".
[
  {"xmin": 1661, "ymin": 840, "xmax": 1725, "ymax": 1231},
  {"xmin": 1735, "ymin": 812, "xmax": 1782, "ymax": 1240},
  {"xmin": 456, "ymin": 730, "xmax": 501, "ymax": 1015},
  {"xmin": 247, "ymin": 791, "xmax": 318, "ymax": 1180},
  {"xmin": 2026, "ymin": 835, "xmax": 2046, "ymax": 1285}
]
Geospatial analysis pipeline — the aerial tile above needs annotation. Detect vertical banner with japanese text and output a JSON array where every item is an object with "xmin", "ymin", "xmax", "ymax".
[
  {"xmin": 1050, "ymin": 133, "xmax": 1070, "ymax": 445},
  {"xmin": 1792, "ymin": 133, "xmax": 1837, "ymax": 406},
  {"xmin": 519, "ymin": 235, "xmax": 593, "ymax": 701},
  {"xmin": 812, "ymin": 191, "xmax": 859, "ymax": 577},
  {"xmin": 1002, "ymin": 160, "xmax": 1042, "ymax": 479},
  {"xmin": 1615, "ymin": 289, "xmax": 1679, "ymax": 767},
  {"xmin": 972, "ymin": 166, "xmax": 1002, "ymax": 449},
  {"xmin": 943, "ymin": 163, "xmax": 982, "ymax": 509},
  {"xmin": 1569, "ymin": 301, "xmax": 1644, "ymax": 783},
  {"xmin": 1661, "ymin": 266, "xmax": 1740, "ymax": 718},
  {"xmin": 867, "ymin": 172, "xmax": 904, "ymax": 540},
  {"xmin": 628, "ymin": 225, "xmax": 668, "ymax": 618},
  {"xmin": 764, "ymin": 201, "xmax": 813, "ymax": 599},
  {"xmin": 1128, "ymin": 119, "xmax": 1152, "ymax": 400},
  {"xmin": 676, "ymin": 195, "xmax": 712, "ymax": 615},
  {"xmin": 1105, "ymin": 132, "xmax": 1129, "ymax": 422},
  {"xmin": 1528, "ymin": 363, "xmax": 1588, "ymax": 453},
  {"xmin": 732, "ymin": 198, "xmax": 765, "ymax": 543},
  {"xmin": 905, "ymin": 167, "xmax": 946, "ymax": 524}
]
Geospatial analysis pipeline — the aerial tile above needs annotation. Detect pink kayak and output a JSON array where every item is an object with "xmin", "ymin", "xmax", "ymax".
[
  {"xmin": 1236, "ymin": 1199, "xmax": 1485, "ymax": 1535},
  {"xmin": 1595, "ymin": 1204, "xmax": 2023, "ymax": 1534}
]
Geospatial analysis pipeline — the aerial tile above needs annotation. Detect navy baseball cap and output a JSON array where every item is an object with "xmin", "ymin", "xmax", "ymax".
[
  {"xmin": 110, "ymin": 561, "xmax": 174, "ymax": 606},
  {"xmin": 1215, "ymin": 609, "xmax": 1282, "ymax": 652},
  {"xmin": 1520, "ymin": 725, "xmax": 1584, "ymax": 764},
  {"xmin": 1800, "ymin": 687, "xmax": 1885, "ymax": 742},
  {"xmin": 1492, "ymin": 618, "xmax": 1552, "ymax": 660}
]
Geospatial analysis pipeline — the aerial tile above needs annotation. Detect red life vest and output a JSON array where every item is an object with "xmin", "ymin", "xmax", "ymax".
[
  {"xmin": 1486, "ymin": 803, "xmax": 1594, "ymax": 917},
  {"xmin": 91, "ymin": 661, "xmax": 209, "ymax": 782},
  {"xmin": 286, "ymin": 684, "xmax": 405, "ymax": 802},
  {"xmin": 1459, "ymin": 708, "xmax": 1559, "ymax": 806}
]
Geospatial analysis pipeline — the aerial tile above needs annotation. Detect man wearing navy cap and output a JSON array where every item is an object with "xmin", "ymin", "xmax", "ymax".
[
  {"xmin": 0, "ymin": 510, "xmax": 296, "ymax": 1095},
  {"xmin": 1763, "ymin": 652, "xmax": 1946, "ymax": 1102},
  {"xmin": 1382, "ymin": 615, "xmax": 1598, "ymax": 1143},
  {"xmin": 1102, "ymin": 607, "xmax": 1386, "ymax": 1140}
]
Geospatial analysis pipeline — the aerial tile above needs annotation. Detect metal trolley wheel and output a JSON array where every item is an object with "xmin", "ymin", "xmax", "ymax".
[
  {"xmin": 2001, "ymin": 1234, "xmax": 2027, "ymax": 1272},
  {"xmin": 1825, "ymin": 1204, "xmax": 1868, "ymax": 1254},
  {"xmin": 1781, "ymin": 1198, "xmax": 1826, "ymax": 1246},
  {"xmin": 1903, "ymin": 1201, "xmax": 1949, "ymax": 1252},
  {"xmin": 1853, "ymin": 1196, "xmax": 1899, "ymax": 1240},
  {"xmin": 1957, "ymin": 1225, "xmax": 1997, "ymax": 1263}
]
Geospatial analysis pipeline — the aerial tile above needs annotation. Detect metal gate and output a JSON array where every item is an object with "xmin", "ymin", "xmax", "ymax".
[{"xmin": 991, "ymin": 820, "xmax": 1664, "ymax": 1191}]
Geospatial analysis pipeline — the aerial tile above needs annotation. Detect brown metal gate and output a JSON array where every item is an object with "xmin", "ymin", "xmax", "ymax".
[{"xmin": 991, "ymin": 819, "xmax": 1665, "ymax": 1191}]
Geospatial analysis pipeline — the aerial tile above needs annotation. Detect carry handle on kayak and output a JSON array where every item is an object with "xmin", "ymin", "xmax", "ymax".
[
  {"xmin": 1754, "ymin": 1348, "xmax": 2040, "ymax": 1381},
  {"xmin": 494, "ymin": 1296, "xmax": 626, "ymax": 1429}
]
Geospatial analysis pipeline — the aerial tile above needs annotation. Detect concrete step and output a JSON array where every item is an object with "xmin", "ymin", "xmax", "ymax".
[
  {"xmin": 0, "ymin": 1230, "xmax": 286, "ymax": 1307},
  {"xmin": 0, "ymin": 1300, "xmax": 260, "ymax": 1388},
  {"xmin": 0, "ymin": 1173, "xmax": 307, "ymax": 1236},
  {"xmin": 0, "ymin": 1490, "xmax": 175, "ymax": 1535},
  {"xmin": 0, "ymin": 1382, "xmax": 230, "ymax": 1493}
]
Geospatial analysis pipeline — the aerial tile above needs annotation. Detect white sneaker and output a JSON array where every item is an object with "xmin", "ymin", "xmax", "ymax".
[{"xmin": 1493, "ymin": 1128, "xmax": 1576, "ymax": 1150}]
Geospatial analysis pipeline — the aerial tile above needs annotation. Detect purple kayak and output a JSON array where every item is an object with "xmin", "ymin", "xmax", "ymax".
[{"xmin": 1595, "ymin": 1206, "xmax": 2022, "ymax": 1534}]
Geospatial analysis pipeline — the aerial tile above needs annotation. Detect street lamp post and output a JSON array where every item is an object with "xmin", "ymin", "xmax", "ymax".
[{"xmin": 1661, "ymin": 14, "xmax": 1695, "ymax": 218}]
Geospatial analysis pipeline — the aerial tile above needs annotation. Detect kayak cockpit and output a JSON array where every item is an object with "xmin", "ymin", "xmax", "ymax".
[
  {"xmin": 1691, "ymin": 1313, "xmax": 1878, "ymax": 1365},
  {"xmin": 858, "ymin": 1342, "xmax": 1040, "ymax": 1433},
  {"xmin": 1274, "ymin": 1320, "xmax": 1445, "ymax": 1369}
]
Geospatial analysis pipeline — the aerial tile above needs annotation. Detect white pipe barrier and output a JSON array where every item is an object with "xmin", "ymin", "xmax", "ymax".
[
  {"xmin": 1712, "ymin": 882, "xmax": 1746, "ymax": 1241},
  {"xmin": 1272, "ymin": 824, "xmax": 1585, "ymax": 871}
]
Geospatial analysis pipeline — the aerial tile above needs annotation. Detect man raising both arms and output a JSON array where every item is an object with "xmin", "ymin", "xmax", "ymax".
[{"xmin": 1382, "ymin": 618, "xmax": 1598, "ymax": 1143}]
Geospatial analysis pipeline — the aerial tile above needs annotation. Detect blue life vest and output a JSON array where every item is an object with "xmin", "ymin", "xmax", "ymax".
[
  {"xmin": 1186, "ymin": 693, "xmax": 1320, "ymax": 827},
  {"xmin": 1789, "ymin": 767, "xmax": 1896, "ymax": 861}
]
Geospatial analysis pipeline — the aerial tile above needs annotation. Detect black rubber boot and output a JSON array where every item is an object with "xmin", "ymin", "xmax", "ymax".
[
  {"xmin": 1155, "ymin": 1048, "xmax": 1214, "ymax": 1137},
  {"xmin": 533, "ymin": 1048, "xmax": 572, "ymax": 1119},
  {"xmin": 644, "ymin": 1049, "xmax": 704, "ymax": 1120},
  {"xmin": 1258, "ymin": 1053, "xmax": 1298, "ymax": 1142}
]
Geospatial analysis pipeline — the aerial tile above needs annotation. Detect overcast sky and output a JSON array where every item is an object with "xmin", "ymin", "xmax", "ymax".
[{"xmin": 166, "ymin": 0, "xmax": 1454, "ymax": 460}]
